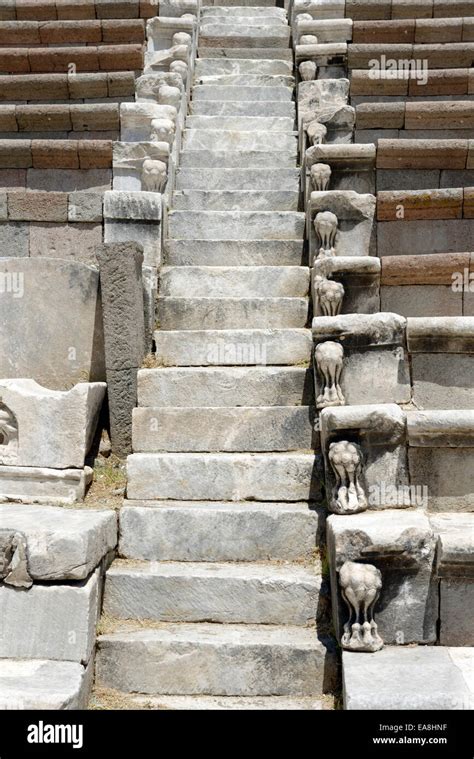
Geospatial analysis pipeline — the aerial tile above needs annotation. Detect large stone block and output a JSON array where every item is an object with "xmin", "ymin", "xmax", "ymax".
[
  {"xmin": 0, "ymin": 257, "xmax": 105, "ymax": 389},
  {"xmin": 0, "ymin": 570, "xmax": 99, "ymax": 663},
  {"xmin": 126, "ymin": 452, "xmax": 322, "ymax": 502},
  {"xmin": 312, "ymin": 313, "xmax": 410, "ymax": 406},
  {"xmin": 119, "ymin": 501, "xmax": 321, "ymax": 562},
  {"xmin": 159, "ymin": 266, "xmax": 309, "ymax": 298},
  {"xmin": 168, "ymin": 210, "xmax": 305, "ymax": 240},
  {"xmin": 176, "ymin": 167, "xmax": 300, "ymax": 193},
  {"xmin": 0, "ymin": 465, "xmax": 92, "ymax": 504},
  {"xmin": 0, "ymin": 379, "xmax": 105, "ymax": 468},
  {"xmin": 0, "ymin": 659, "xmax": 91, "ymax": 710},
  {"xmin": 343, "ymin": 647, "xmax": 474, "ymax": 710},
  {"xmin": 96, "ymin": 622, "xmax": 337, "ymax": 696},
  {"xmin": 327, "ymin": 510, "xmax": 437, "ymax": 645},
  {"xmin": 166, "ymin": 239, "xmax": 306, "ymax": 267},
  {"xmin": 157, "ymin": 296, "xmax": 309, "ymax": 330},
  {"xmin": 29, "ymin": 222, "xmax": 103, "ymax": 265}
]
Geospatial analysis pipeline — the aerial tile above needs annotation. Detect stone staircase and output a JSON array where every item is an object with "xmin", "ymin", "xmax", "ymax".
[{"xmin": 95, "ymin": 3, "xmax": 338, "ymax": 709}]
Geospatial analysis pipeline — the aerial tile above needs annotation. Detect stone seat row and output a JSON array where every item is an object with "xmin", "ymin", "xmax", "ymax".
[
  {"xmin": 0, "ymin": 43, "xmax": 143, "ymax": 72},
  {"xmin": 0, "ymin": 71, "xmax": 135, "ymax": 101},
  {"xmin": 355, "ymin": 101, "xmax": 474, "ymax": 136},
  {"xmin": 0, "ymin": 102, "xmax": 120, "ymax": 135},
  {"xmin": 0, "ymin": 0, "xmax": 157, "ymax": 20},
  {"xmin": 0, "ymin": 138, "xmax": 111, "ymax": 168},
  {"xmin": 350, "ymin": 68, "xmax": 474, "ymax": 99},
  {"xmin": 296, "ymin": 16, "xmax": 474, "ymax": 44},
  {"xmin": 293, "ymin": 0, "xmax": 474, "ymax": 21},
  {"xmin": 0, "ymin": 18, "xmax": 145, "ymax": 45}
]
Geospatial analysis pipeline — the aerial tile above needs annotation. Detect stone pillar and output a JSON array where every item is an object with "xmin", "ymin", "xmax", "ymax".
[{"xmin": 97, "ymin": 242, "xmax": 146, "ymax": 456}]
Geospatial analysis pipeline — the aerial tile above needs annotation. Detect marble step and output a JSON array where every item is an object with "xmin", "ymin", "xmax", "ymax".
[
  {"xmin": 194, "ymin": 58, "xmax": 293, "ymax": 76},
  {"xmin": 201, "ymin": 7, "xmax": 287, "ymax": 17},
  {"xmin": 197, "ymin": 47, "xmax": 293, "ymax": 60},
  {"xmin": 156, "ymin": 297, "xmax": 309, "ymax": 330},
  {"xmin": 137, "ymin": 366, "xmax": 313, "ymax": 407},
  {"xmin": 179, "ymin": 149, "xmax": 296, "ymax": 168},
  {"xmin": 192, "ymin": 84, "xmax": 293, "ymax": 101},
  {"xmin": 182, "ymin": 128, "xmax": 297, "ymax": 151},
  {"xmin": 153, "ymin": 328, "xmax": 312, "ymax": 366},
  {"xmin": 195, "ymin": 74, "xmax": 294, "ymax": 86},
  {"xmin": 185, "ymin": 115, "xmax": 295, "ymax": 131},
  {"xmin": 168, "ymin": 210, "xmax": 305, "ymax": 240},
  {"xmin": 201, "ymin": 15, "xmax": 286, "ymax": 25},
  {"xmin": 0, "ymin": 660, "xmax": 90, "ymax": 710},
  {"xmin": 103, "ymin": 561, "xmax": 321, "ymax": 625},
  {"xmin": 119, "ymin": 501, "xmax": 319, "ymax": 562},
  {"xmin": 172, "ymin": 189, "xmax": 299, "ymax": 211},
  {"xmin": 176, "ymin": 167, "xmax": 300, "ymax": 192},
  {"xmin": 132, "ymin": 406, "xmax": 316, "ymax": 452},
  {"xmin": 166, "ymin": 239, "xmax": 306, "ymax": 266},
  {"xmin": 199, "ymin": 25, "xmax": 291, "ymax": 48},
  {"xmin": 127, "ymin": 452, "xmax": 320, "ymax": 502},
  {"xmin": 93, "ymin": 693, "xmax": 326, "ymax": 710},
  {"xmin": 159, "ymin": 266, "xmax": 309, "ymax": 297},
  {"xmin": 190, "ymin": 99, "xmax": 295, "ymax": 116},
  {"xmin": 96, "ymin": 622, "xmax": 337, "ymax": 696}
]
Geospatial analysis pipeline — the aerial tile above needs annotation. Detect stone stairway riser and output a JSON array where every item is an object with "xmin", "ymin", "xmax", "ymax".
[
  {"xmin": 159, "ymin": 266, "xmax": 309, "ymax": 297},
  {"xmin": 157, "ymin": 297, "xmax": 309, "ymax": 330}
]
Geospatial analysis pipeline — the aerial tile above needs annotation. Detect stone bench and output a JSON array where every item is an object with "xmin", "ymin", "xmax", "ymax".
[
  {"xmin": 348, "ymin": 42, "xmax": 474, "ymax": 68},
  {"xmin": 345, "ymin": 0, "xmax": 474, "ymax": 20},
  {"xmin": 0, "ymin": 0, "xmax": 157, "ymax": 20},
  {"xmin": 0, "ymin": 43, "xmax": 143, "ymax": 72},
  {"xmin": 0, "ymin": 71, "xmax": 135, "ymax": 101},
  {"xmin": 350, "ymin": 68, "xmax": 473, "ymax": 99},
  {"xmin": 0, "ymin": 18, "xmax": 145, "ymax": 45},
  {"xmin": 355, "ymin": 101, "xmax": 474, "ymax": 140},
  {"xmin": 352, "ymin": 17, "xmax": 474, "ymax": 43},
  {"xmin": 0, "ymin": 103, "xmax": 120, "ymax": 138}
]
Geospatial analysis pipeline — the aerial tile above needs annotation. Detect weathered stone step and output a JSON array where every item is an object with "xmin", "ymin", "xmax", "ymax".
[
  {"xmin": 192, "ymin": 84, "xmax": 293, "ymax": 101},
  {"xmin": 185, "ymin": 115, "xmax": 294, "ymax": 131},
  {"xmin": 179, "ymin": 149, "xmax": 296, "ymax": 168},
  {"xmin": 0, "ymin": 660, "xmax": 90, "ymax": 710},
  {"xmin": 196, "ymin": 74, "xmax": 294, "ymax": 86},
  {"xmin": 103, "ymin": 561, "xmax": 321, "ymax": 625},
  {"xmin": 96, "ymin": 622, "xmax": 336, "ymax": 696},
  {"xmin": 199, "ymin": 26, "xmax": 290, "ymax": 48},
  {"xmin": 201, "ymin": 7, "xmax": 287, "ymax": 17},
  {"xmin": 153, "ymin": 328, "xmax": 312, "ymax": 366},
  {"xmin": 172, "ymin": 189, "xmax": 299, "ymax": 211},
  {"xmin": 197, "ymin": 47, "xmax": 293, "ymax": 60},
  {"xmin": 126, "ymin": 452, "xmax": 320, "ymax": 501},
  {"xmin": 132, "ymin": 406, "xmax": 316, "ymax": 452},
  {"xmin": 190, "ymin": 99, "xmax": 295, "ymax": 117},
  {"xmin": 94, "ymin": 693, "xmax": 326, "ymax": 710},
  {"xmin": 159, "ymin": 266, "xmax": 309, "ymax": 297},
  {"xmin": 166, "ymin": 240, "xmax": 306, "ymax": 267},
  {"xmin": 201, "ymin": 16, "xmax": 286, "ymax": 26},
  {"xmin": 157, "ymin": 297, "xmax": 308, "ymax": 330},
  {"xmin": 168, "ymin": 211, "xmax": 305, "ymax": 240},
  {"xmin": 201, "ymin": 6, "xmax": 287, "ymax": 17},
  {"xmin": 176, "ymin": 167, "xmax": 300, "ymax": 192},
  {"xmin": 137, "ymin": 366, "xmax": 313, "ymax": 407},
  {"xmin": 182, "ymin": 128, "xmax": 297, "ymax": 152},
  {"xmin": 119, "ymin": 501, "xmax": 319, "ymax": 562},
  {"xmin": 195, "ymin": 58, "xmax": 293, "ymax": 76}
]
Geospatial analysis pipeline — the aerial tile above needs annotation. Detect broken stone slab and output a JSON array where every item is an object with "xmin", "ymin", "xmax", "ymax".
[
  {"xmin": 310, "ymin": 191, "xmax": 376, "ymax": 258},
  {"xmin": 431, "ymin": 512, "xmax": 474, "ymax": 576},
  {"xmin": 138, "ymin": 366, "xmax": 313, "ymax": 407},
  {"xmin": 103, "ymin": 560, "xmax": 322, "ymax": 625},
  {"xmin": 0, "ymin": 466, "xmax": 92, "ymax": 504},
  {"xmin": 113, "ymin": 142, "xmax": 169, "ymax": 172},
  {"xmin": 135, "ymin": 73, "xmax": 185, "ymax": 103},
  {"xmin": 126, "ymin": 453, "xmax": 322, "ymax": 502},
  {"xmin": 312, "ymin": 256, "xmax": 380, "ymax": 314},
  {"xmin": 96, "ymin": 622, "xmax": 337, "ymax": 696},
  {"xmin": 312, "ymin": 313, "xmax": 410, "ymax": 405},
  {"xmin": 406, "ymin": 316, "xmax": 474, "ymax": 353},
  {"xmin": 0, "ymin": 379, "xmax": 105, "ymax": 469},
  {"xmin": 0, "ymin": 569, "xmax": 99, "ymax": 663},
  {"xmin": 0, "ymin": 659, "xmax": 91, "ymax": 710},
  {"xmin": 407, "ymin": 410, "xmax": 474, "ymax": 447},
  {"xmin": 119, "ymin": 501, "xmax": 321, "ymax": 562},
  {"xmin": 132, "ymin": 406, "xmax": 317, "ymax": 452},
  {"xmin": 0, "ymin": 258, "xmax": 105, "ymax": 390},
  {"xmin": 0, "ymin": 529, "xmax": 31, "ymax": 589},
  {"xmin": 153, "ymin": 328, "xmax": 312, "ymax": 367},
  {"xmin": 343, "ymin": 647, "xmax": 474, "ymax": 710},
  {"xmin": 0, "ymin": 504, "xmax": 116, "ymax": 581},
  {"xmin": 119, "ymin": 102, "xmax": 177, "ymax": 142},
  {"xmin": 320, "ymin": 404, "xmax": 410, "ymax": 509},
  {"xmin": 298, "ymin": 78, "xmax": 349, "ymax": 124},
  {"xmin": 327, "ymin": 510, "xmax": 437, "ymax": 644}
]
